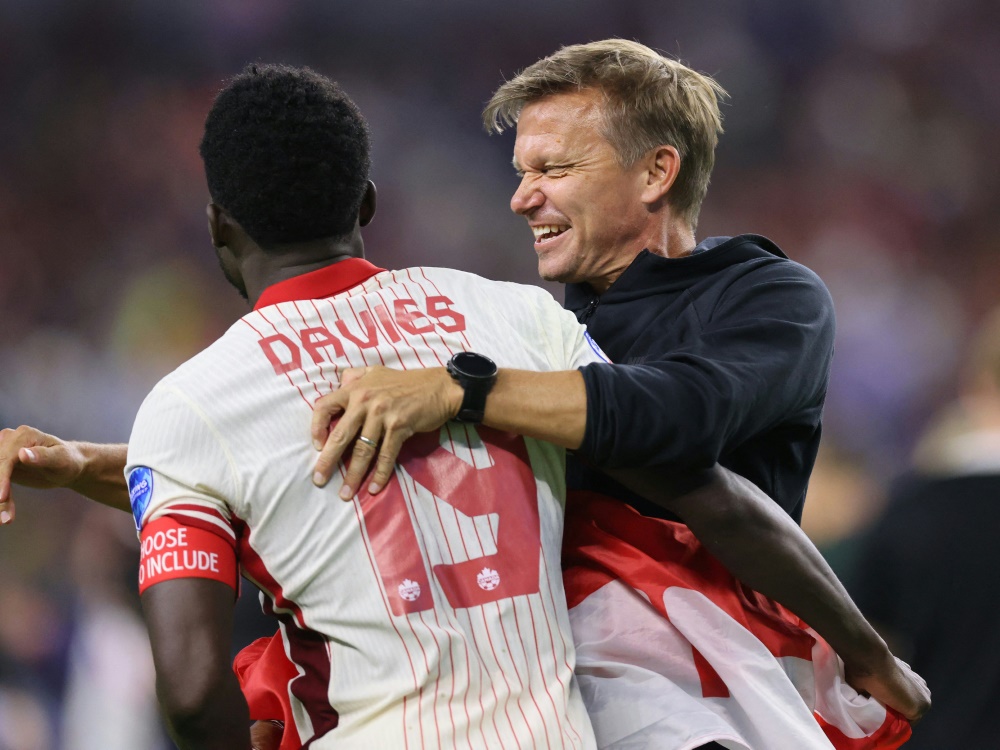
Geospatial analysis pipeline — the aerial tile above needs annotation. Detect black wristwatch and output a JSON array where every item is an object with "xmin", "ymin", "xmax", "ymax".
[{"xmin": 447, "ymin": 352, "xmax": 498, "ymax": 424}]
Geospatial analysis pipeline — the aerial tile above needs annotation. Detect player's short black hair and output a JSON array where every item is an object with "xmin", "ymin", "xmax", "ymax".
[{"xmin": 199, "ymin": 63, "xmax": 372, "ymax": 247}]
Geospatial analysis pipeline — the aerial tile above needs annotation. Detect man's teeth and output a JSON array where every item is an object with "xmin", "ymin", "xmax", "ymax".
[{"xmin": 532, "ymin": 225, "xmax": 569, "ymax": 241}]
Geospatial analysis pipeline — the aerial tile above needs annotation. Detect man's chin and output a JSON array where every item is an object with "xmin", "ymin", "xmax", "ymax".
[{"xmin": 537, "ymin": 259, "xmax": 575, "ymax": 285}]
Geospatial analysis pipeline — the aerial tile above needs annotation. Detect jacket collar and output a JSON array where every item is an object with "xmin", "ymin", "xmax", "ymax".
[{"xmin": 565, "ymin": 234, "xmax": 787, "ymax": 311}]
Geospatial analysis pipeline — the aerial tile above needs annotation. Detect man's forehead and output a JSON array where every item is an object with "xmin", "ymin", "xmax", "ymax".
[
  {"xmin": 512, "ymin": 91, "xmax": 607, "ymax": 167},
  {"xmin": 517, "ymin": 89, "xmax": 604, "ymax": 131}
]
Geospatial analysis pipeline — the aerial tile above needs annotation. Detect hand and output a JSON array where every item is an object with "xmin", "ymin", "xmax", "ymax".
[
  {"xmin": 251, "ymin": 720, "xmax": 283, "ymax": 750},
  {"xmin": 845, "ymin": 654, "xmax": 931, "ymax": 723},
  {"xmin": 0, "ymin": 425, "xmax": 87, "ymax": 525},
  {"xmin": 311, "ymin": 366, "xmax": 463, "ymax": 499}
]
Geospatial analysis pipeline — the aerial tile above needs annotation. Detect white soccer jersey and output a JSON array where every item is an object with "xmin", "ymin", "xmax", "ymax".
[{"xmin": 126, "ymin": 258, "xmax": 604, "ymax": 749}]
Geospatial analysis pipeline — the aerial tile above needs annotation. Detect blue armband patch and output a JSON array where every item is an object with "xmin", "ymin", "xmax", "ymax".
[
  {"xmin": 128, "ymin": 466, "xmax": 154, "ymax": 530},
  {"xmin": 584, "ymin": 331, "xmax": 611, "ymax": 363}
]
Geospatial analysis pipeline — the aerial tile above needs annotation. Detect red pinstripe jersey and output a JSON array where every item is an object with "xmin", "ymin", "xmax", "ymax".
[{"xmin": 126, "ymin": 260, "xmax": 602, "ymax": 749}]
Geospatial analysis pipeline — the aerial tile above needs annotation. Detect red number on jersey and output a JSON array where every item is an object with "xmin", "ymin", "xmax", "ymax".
[{"xmin": 357, "ymin": 426, "xmax": 542, "ymax": 616}]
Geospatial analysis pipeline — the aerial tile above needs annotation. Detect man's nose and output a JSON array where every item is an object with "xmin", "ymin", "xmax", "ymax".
[{"xmin": 510, "ymin": 176, "xmax": 544, "ymax": 215}]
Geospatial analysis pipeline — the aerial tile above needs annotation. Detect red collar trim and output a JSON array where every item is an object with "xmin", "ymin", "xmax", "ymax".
[{"xmin": 253, "ymin": 258, "xmax": 386, "ymax": 310}]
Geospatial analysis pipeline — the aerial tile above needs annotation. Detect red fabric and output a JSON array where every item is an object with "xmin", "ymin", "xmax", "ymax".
[
  {"xmin": 253, "ymin": 258, "xmax": 385, "ymax": 309},
  {"xmin": 231, "ymin": 515, "xmax": 339, "ymax": 747},
  {"xmin": 562, "ymin": 490, "xmax": 912, "ymax": 750},
  {"xmin": 234, "ymin": 635, "xmax": 303, "ymax": 750}
]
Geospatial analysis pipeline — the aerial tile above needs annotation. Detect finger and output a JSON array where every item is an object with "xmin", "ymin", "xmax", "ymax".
[
  {"xmin": 0, "ymin": 455, "xmax": 13, "ymax": 503},
  {"xmin": 339, "ymin": 418, "xmax": 383, "ymax": 501},
  {"xmin": 311, "ymin": 389, "xmax": 349, "ymax": 450},
  {"xmin": 20, "ymin": 445, "xmax": 59, "ymax": 471},
  {"xmin": 0, "ymin": 498, "xmax": 13, "ymax": 525},
  {"xmin": 0, "ymin": 429, "xmax": 21, "ymax": 503},
  {"xmin": 366, "ymin": 427, "xmax": 408, "ymax": 494},
  {"xmin": 19, "ymin": 445, "xmax": 76, "ymax": 485},
  {"xmin": 313, "ymin": 406, "xmax": 367, "ymax": 488}
]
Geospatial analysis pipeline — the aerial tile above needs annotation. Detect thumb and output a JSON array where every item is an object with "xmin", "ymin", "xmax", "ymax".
[{"xmin": 19, "ymin": 444, "xmax": 78, "ymax": 483}]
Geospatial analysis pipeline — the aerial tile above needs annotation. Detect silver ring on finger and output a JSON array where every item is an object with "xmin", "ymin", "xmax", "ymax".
[{"xmin": 357, "ymin": 435, "xmax": 378, "ymax": 449}]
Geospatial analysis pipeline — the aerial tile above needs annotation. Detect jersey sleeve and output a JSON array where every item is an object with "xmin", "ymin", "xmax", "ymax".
[
  {"xmin": 126, "ymin": 384, "xmax": 241, "ymax": 595},
  {"xmin": 543, "ymin": 285, "xmax": 613, "ymax": 369},
  {"xmin": 578, "ymin": 262, "xmax": 835, "ymax": 469},
  {"xmin": 515, "ymin": 282, "xmax": 612, "ymax": 369}
]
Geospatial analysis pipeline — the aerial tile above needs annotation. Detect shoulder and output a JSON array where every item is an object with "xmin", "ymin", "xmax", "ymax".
[
  {"xmin": 157, "ymin": 319, "xmax": 261, "ymax": 392},
  {"xmin": 131, "ymin": 321, "xmax": 257, "ymax": 439},
  {"xmin": 715, "ymin": 235, "xmax": 829, "ymax": 289},
  {"xmin": 406, "ymin": 266, "xmax": 563, "ymax": 310},
  {"xmin": 709, "ymin": 237, "xmax": 833, "ymax": 313}
]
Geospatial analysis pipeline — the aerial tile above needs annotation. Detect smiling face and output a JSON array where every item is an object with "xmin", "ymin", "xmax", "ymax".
[{"xmin": 510, "ymin": 89, "xmax": 654, "ymax": 293}]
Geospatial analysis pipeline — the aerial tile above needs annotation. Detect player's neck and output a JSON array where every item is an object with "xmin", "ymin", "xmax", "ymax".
[{"xmin": 241, "ymin": 231, "xmax": 366, "ymax": 307}]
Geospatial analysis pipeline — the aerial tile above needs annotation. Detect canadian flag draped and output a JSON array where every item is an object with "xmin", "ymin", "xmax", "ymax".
[{"xmin": 562, "ymin": 491, "xmax": 911, "ymax": 750}]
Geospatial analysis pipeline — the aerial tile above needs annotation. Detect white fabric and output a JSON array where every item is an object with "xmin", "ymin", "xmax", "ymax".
[
  {"xmin": 572, "ymin": 579, "xmax": 898, "ymax": 750},
  {"xmin": 127, "ymin": 266, "xmax": 602, "ymax": 749}
]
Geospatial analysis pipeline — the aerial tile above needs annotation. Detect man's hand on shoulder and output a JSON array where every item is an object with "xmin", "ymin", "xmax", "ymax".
[
  {"xmin": 0, "ymin": 426, "xmax": 130, "ymax": 523},
  {"xmin": 311, "ymin": 365, "xmax": 462, "ymax": 499}
]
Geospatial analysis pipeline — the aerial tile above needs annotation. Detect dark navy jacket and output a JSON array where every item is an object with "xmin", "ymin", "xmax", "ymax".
[{"xmin": 568, "ymin": 234, "xmax": 835, "ymax": 523}]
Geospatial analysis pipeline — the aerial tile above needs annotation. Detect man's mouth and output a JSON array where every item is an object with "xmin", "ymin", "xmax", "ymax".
[{"xmin": 532, "ymin": 224, "xmax": 570, "ymax": 244}]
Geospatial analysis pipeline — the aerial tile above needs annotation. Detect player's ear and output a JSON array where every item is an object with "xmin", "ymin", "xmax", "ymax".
[
  {"xmin": 359, "ymin": 181, "xmax": 377, "ymax": 227},
  {"xmin": 206, "ymin": 203, "xmax": 226, "ymax": 248}
]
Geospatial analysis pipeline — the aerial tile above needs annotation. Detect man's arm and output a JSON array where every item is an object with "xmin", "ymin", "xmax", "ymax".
[
  {"xmin": 0, "ymin": 425, "xmax": 130, "ymax": 524},
  {"xmin": 579, "ymin": 264, "xmax": 834, "ymax": 469},
  {"xmin": 609, "ymin": 463, "xmax": 929, "ymax": 721},
  {"xmin": 142, "ymin": 579, "xmax": 250, "ymax": 750},
  {"xmin": 309, "ymin": 262, "xmax": 834, "ymax": 493},
  {"xmin": 309, "ymin": 366, "xmax": 585, "ymax": 497}
]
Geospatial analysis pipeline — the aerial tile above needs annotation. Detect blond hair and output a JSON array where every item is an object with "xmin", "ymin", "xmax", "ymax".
[{"xmin": 484, "ymin": 39, "xmax": 727, "ymax": 229}]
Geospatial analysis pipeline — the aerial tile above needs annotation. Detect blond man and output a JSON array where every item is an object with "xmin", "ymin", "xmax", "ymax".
[{"xmin": 307, "ymin": 40, "xmax": 929, "ymax": 749}]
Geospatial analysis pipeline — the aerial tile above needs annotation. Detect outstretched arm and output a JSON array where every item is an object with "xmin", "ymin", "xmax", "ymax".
[
  {"xmin": 611, "ymin": 464, "xmax": 931, "ymax": 722},
  {"xmin": 0, "ymin": 425, "xmax": 129, "ymax": 524},
  {"xmin": 142, "ymin": 579, "xmax": 250, "ymax": 750}
]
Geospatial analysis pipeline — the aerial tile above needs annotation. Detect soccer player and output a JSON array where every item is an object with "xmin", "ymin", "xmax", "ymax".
[
  {"xmin": 127, "ymin": 63, "xmax": 611, "ymax": 749},
  {"xmin": 305, "ymin": 40, "xmax": 930, "ymax": 748}
]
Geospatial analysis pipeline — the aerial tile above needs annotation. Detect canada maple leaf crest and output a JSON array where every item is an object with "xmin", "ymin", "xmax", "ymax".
[
  {"xmin": 476, "ymin": 567, "xmax": 500, "ymax": 591},
  {"xmin": 398, "ymin": 578, "xmax": 422, "ymax": 602}
]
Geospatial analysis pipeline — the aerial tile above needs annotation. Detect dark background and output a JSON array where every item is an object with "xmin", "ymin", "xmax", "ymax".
[{"xmin": 0, "ymin": 1, "xmax": 997, "ymax": 746}]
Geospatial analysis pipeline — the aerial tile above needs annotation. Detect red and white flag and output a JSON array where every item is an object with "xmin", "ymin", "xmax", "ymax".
[{"xmin": 562, "ymin": 491, "xmax": 912, "ymax": 750}]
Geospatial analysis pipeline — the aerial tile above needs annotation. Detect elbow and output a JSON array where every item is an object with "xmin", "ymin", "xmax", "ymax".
[
  {"xmin": 678, "ymin": 468, "xmax": 764, "ymax": 539},
  {"xmin": 156, "ymin": 665, "xmax": 229, "ymax": 735}
]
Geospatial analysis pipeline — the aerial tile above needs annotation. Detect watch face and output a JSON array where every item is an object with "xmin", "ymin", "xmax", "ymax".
[{"xmin": 452, "ymin": 352, "xmax": 497, "ymax": 379}]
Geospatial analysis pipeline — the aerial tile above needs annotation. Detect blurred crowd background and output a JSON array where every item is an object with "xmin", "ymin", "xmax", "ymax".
[{"xmin": 1, "ymin": 0, "xmax": 998, "ymax": 747}]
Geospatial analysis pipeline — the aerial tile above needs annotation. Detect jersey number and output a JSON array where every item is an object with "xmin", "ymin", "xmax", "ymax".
[{"xmin": 357, "ymin": 427, "xmax": 542, "ymax": 615}]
